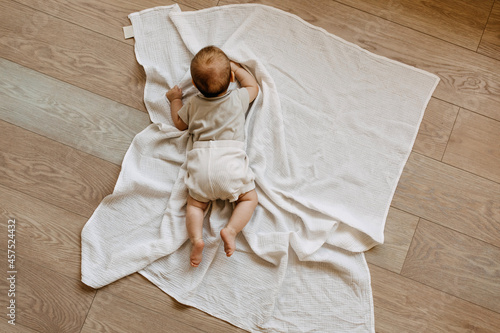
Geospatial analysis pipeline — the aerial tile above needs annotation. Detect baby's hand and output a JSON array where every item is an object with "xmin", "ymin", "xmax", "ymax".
[{"xmin": 166, "ymin": 85, "xmax": 182, "ymax": 102}]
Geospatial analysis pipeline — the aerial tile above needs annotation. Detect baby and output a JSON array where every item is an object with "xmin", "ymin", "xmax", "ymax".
[{"xmin": 166, "ymin": 46, "xmax": 259, "ymax": 267}]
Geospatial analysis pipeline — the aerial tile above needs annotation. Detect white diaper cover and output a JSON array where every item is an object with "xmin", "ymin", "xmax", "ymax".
[{"xmin": 185, "ymin": 140, "xmax": 255, "ymax": 203}]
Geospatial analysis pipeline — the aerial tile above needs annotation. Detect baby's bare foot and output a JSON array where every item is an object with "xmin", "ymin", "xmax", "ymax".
[
  {"xmin": 220, "ymin": 228, "xmax": 237, "ymax": 257},
  {"xmin": 190, "ymin": 239, "xmax": 204, "ymax": 267}
]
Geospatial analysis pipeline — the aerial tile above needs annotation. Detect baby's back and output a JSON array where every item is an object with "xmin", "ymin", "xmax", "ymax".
[{"xmin": 181, "ymin": 88, "xmax": 250, "ymax": 143}]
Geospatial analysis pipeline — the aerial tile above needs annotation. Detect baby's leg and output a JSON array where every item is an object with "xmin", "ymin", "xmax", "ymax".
[
  {"xmin": 186, "ymin": 195, "xmax": 209, "ymax": 267},
  {"xmin": 221, "ymin": 189, "xmax": 258, "ymax": 257}
]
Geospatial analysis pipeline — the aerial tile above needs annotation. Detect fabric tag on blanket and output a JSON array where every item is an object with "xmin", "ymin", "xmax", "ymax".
[{"xmin": 123, "ymin": 25, "xmax": 134, "ymax": 39}]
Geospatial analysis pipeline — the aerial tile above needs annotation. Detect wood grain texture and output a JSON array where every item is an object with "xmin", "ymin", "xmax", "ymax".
[
  {"xmin": 392, "ymin": 153, "xmax": 500, "ymax": 248},
  {"xmin": 0, "ymin": 184, "xmax": 85, "ymax": 280},
  {"xmin": 371, "ymin": 264, "xmax": 500, "ymax": 332},
  {"xmin": 102, "ymin": 273, "xmax": 248, "ymax": 333},
  {"xmin": 220, "ymin": 0, "xmax": 500, "ymax": 121},
  {"xmin": 443, "ymin": 109, "xmax": 500, "ymax": 183},
  {"xmin": 401, "ymin": 219, "xmax": 500, "ymax": 313},
  {"xmin": 0, "ymin": 250, "xmax": 40, "ymax": 333},
  {"xmin": 0, "ymin": 58, "xmax": 150, "ymax": 165},
  {"xmin": 0, "ymin": 320, "xmax": 39, "ymax": 333},
  {"xmin": 0, "ymin": 0, "xmax": 146, "ymax": 112},
  {"xmin": 0, "ymin": 120, "xmax": 120, "ymax": 217},
  {"xmin": 15, "ymin": 0, "xmax": 206, "ymax": 45},
  {"xmin": 413, "ymin": 97, "xmax": 459, "ymax": 160},
  {"xmin": 81, "ymin": 291, "xmax": 207, "ymax": 333},
  {"xmin": 2, "ymin": 0, "xmax": 500, "ymax": 332},
  {"xmin": 0, "ymin": 253, "xmax": 95, "ymax": 332},
  {"xmin": 336, "ymin": 0, "xmax": 494, "ymax": 50},
  {"xmin": 365, "ymin": 207, "xmax": 419, "ymax": 273},
  {"xmin": 478, "ymin": 0, "xmax": 500, "ymax": 60}
]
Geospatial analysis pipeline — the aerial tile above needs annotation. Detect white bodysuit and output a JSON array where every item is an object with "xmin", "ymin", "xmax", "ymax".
[{"xmin": 178, "ymin": 88, "xmax": 255, "ymax": 202}]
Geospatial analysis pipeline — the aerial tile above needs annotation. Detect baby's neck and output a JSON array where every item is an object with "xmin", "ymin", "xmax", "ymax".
[{"xmin": 216, "ymin": 89, "xmax": 229, "ymax": 97}]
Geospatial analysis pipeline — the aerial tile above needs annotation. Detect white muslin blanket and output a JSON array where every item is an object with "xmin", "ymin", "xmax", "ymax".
[{"xmin": 81, "ymin": 4, "xmax": 439, "ymax": 332}]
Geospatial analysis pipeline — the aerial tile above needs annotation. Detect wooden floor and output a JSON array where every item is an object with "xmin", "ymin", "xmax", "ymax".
[{"xmin": 0, "ymin": 0, "xmax": 499, "ymax": 332}]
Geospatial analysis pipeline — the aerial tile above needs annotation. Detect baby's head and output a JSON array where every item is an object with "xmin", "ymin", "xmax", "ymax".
[{"xmin": 191, "ymin": 46, "xmax": 232, "ymax": 98}]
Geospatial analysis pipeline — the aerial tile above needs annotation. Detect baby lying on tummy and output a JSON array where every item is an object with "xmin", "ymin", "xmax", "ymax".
[{"xmin": 166, "ymin": 46, "xmax": 259, "ymax": 267}]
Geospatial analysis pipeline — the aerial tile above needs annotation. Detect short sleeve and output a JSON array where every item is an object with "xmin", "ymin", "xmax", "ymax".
[
  {"xmin": 237, "ymin": 88, "xmax": 250, "ymax": 111},
  {"xmin": 177, "ymin": 100, "xmax": 190, "ymax": 125}
]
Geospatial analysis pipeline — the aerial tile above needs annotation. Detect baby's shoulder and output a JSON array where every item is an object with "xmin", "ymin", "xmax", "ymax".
[{"xmin": 232, "ymin": 88, "xmax": 250, "ymax": 106}]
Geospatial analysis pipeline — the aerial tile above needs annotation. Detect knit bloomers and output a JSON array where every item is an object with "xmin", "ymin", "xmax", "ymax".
[{"xmin": 185, "ymin": 140, "xmax": 255, "ymax": 203}]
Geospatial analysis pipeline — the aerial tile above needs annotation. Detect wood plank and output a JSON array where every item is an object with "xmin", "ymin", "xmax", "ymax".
[
  {"xmin": 371, "ymin": 264, "xmax": 500, "ymax": 332},
  {"xmin": 0, "ymin": 320, "xmax": 39, "ymax": 333},
  {"xmin": 0, "ymin": 120, "xmax": 120, "ymax": 217},
  {"xmin": 102, "ymin": 273, "xmax": 248, "ymax": 333},
  {"xmin": 15, "ymin": 0, "xmax": 210, "ymax": 45},
  {"xmin": 478, "ymin": 0, "xmax": 500, "ymax": 61},
  {"xmin": 1, "ymin": 2, "xmax": 499, "ymax": 332},
  {"xmin": 401, "ymin": 219, "xmax": 500, "ymax": 313},
  {"xmin": 336, "ymin": 0, "xmax": 493, "ymax": 50},
  {"xmin": 365, "ymin": 208, "xmax": 419, "ymax": 273},
  {"xmin": 392, "ymin": 153, "xmax": 500, "ymax": 248},
  {"xmin": 220, "ymin": 0, "xmax": 500, "ymax": 121},
  {"xmin": 413, "ymin": 97, "xmax": 459, "ymax": 160},
  {"xmin": 0, "ymin": 58, "xmax": 150, "ymax": 165},
  {"xmin": 0, "ymin": 253, "xmax": 95, "ymax": 332},
  {"xmin": 0, "ymin": 184, "xmax": 85, "ymax": 281},
  {"xmin": 81, "ymin": 291, "xmax": 208, "ymax": 333},
  {"xmin": 0, "ymin": 0, "xmax": 146, "ymax": 111},
  {"xmin": 443, "ymin": 109, "xmax": 500, "ymax": 183}
]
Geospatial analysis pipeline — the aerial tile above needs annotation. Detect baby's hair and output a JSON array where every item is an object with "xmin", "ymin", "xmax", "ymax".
[{"xmin": 191, "ymin": 46, "xmax": 231, "ymax": 98}]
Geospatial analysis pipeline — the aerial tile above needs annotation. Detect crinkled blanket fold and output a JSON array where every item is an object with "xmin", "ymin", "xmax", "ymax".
[{"xmin": 81, "ymin": 4, "xmax": 439, "ymax": 332}]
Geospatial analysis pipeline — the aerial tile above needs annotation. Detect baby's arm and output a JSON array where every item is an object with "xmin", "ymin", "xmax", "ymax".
[
  {"xmin": 166, "ymin": 85, "xmax": 188, "ymax": 131},
  {"xmin": 230, "ymin": 62, "xmax": 259, "ymax": 103}
]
